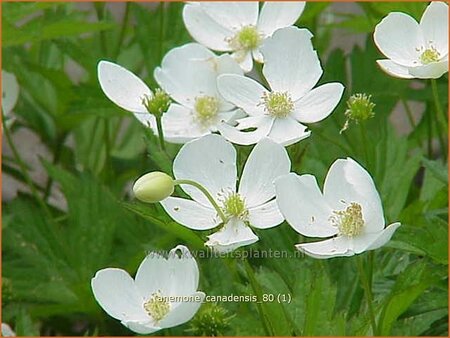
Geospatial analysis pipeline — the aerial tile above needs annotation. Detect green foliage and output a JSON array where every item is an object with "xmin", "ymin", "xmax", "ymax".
[{"xmin": 2, "ymin": 2, "xmax": 448, "ymax": 337}]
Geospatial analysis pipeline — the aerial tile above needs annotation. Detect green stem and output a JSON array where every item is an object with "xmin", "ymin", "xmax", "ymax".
[
  {"xmin": 155, "ymin": 115, "xmax": 167, "ymax": 153},
  {"xmin": 103, "ymin": 118, "xmax": 112, "ymax": 179},
  {"xmin": 360, "ymin": 121, "xmax": 370, "ymax": 165},
  {"xmin": 113, "ymin": 2, "xmax": 130, "ymax": 59},
  {"xmin": 43, "ymin": 133, "xmax": 67, "ymax": 200},
  {"xmin": 430, "ymin": 79, "xmax": 447, "ymax": 159},
  {"xmin": 401, "ymin": 99, "xmax": 416, "ymax": 129},
  {"xmin": 243, "ymin": 259, "xmax": 273, "ymax": 336},
  {"xmin": 431, "ymin": 79, "xmax": 447, "ymax": 132},
  {"xmin": 158, "ymin": 2, "xmax": 165, "ymax": 62},
  {"xmin": 94, "ymin": 3, "xmax": 108, "ymax": 56},
  {"xmin": 356, "ymin": 255, "xmax": 377, "ymax": 335},
  {"xmin": 2, "ymin": 112, "xmax": 52, "ymax": 218},
  {"xmin": 173, "ymin": 179, "xmax": 227, "ymax": 223}
]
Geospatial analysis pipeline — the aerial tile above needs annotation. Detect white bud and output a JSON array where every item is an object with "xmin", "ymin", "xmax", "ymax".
[{"xmin": 133, "ymin": 172, "xmax": 174, "ymax": 203}]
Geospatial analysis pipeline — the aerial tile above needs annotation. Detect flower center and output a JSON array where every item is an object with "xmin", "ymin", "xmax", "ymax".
[
  {"xmin": 194, "ymin": 96, "xmax": 219, "ymax": 126},
  {"xmin": 330, "ymin": 202, "xmax": 365, "ymax": 237},
  {"xmin": 222, "ymin": 192, "xmax": 248, "ymax": 220},
  {"xmin": 262, "ymin": 92, "xmax": 294, "ymax": 118},
  {"xmin": 229, "ymin": 25, "xmax": 261, "ymax": 51},
  {"xmin": 143, "ymin": 291, "xmax": 170, "ymax": 322},
  {"xmin": 420, "ymin": 47, "xmax": 440, "ymax": 64}
]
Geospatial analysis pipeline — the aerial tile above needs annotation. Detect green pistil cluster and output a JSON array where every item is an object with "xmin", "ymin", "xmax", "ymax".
[
  {"xmin": 194, "ymin": 96, "xmax": 219, "ymax": 127},
  {"xmin": 341, "ymin": 93, "xmax": 375, "ymax": 133},
  {"xmin": 262, "ymin": 91, "xmax": 294, "ymax": 118},
  {"xmin": 330, "ymin": 202, "xmax": 365, "ymax": 237},
  {"xmin": 222, "ymin": 193, "xmax": 248, "ymax": 220},
  {"xmin": 229, "ymin": 25, "xmax": 261, "ymax": 51},
  {"xmin": 187, "ymin": 303, "xmax": 232, "ymax": 336},
  {"xmin": 144, "ymin": 292, "xmax": 170, "ymax": 322},
  {"xmin": 142, "ymin": 89, "xmax": 171, "ymax": 118},
  {"xmin": 420, "ymin": 47, "xmax": 440, "ymax": 65}
]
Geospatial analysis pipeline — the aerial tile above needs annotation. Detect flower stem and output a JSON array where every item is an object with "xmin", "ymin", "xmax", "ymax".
[
  {"xmin": 401, "ymin": 99, "xmax": 416, "ymax": 129},
  {"xmin": 243, "ymin": 259, "xmax": 274, "ymax": 336},
  {"xmin": 173, "ymin": 179, "xmax": 227, "ymax": 223},
  {"xmin": 356, "ymin": 255, "xmax": 377, "ymax": 335},
  {"xmin": 155, "ymin": 115, "xmax": 167, "ymax": 153},
  {"xmin": 359, "ymin": 121, "xmax": 370, "ymax": 166},
  {"xmin": 113, "ymin": 2, "xmax": 130, "ymax": 59},
  {"xmin": 2, "ymin": 112, "xmax": 52, "ymax": 218},
  {"xmin": 430, "ymin": 79, "xmax": 447, "ymax": 159},
  {"xmin": 431, "ymin": 79, "xmax": 447, "ymax": 132}
]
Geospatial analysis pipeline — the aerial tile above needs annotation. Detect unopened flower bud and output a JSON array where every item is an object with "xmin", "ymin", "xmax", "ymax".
[
  {"xmin": 187, "ymin": 303, "xmax": 233, "ymax": 336},
  {"xmin": 142, "ymin": 88, "xmax": 171, "ymax": 118},
  {"xmin": 133, "ymin": 172, "xmax": 174, "ymax": 203},
  {"xmin": 341, "ymin": 93, "xmax": 375, "ymax": 133}
]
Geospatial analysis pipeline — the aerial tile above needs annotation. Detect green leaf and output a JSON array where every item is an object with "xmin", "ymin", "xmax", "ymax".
[
  {"xmin": 3, "ymin": 19, "xmax": 114, "ymax": 47},
  {"xmin": 378, "ymin": 261, "xmax": 438, "ymax": 335},
  {"xmin": 122, "ymin": 201, "xmax": 205, "ymax": 249}
]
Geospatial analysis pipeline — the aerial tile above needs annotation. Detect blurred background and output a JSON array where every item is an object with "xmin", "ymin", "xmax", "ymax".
[{"xmin": 2, "ymin": 2, "xmax": 448, "ymax": 336}]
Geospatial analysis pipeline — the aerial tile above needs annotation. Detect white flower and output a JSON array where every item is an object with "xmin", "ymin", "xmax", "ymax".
[
  {"xmin": 1, "ymin": 323, "xmax": 15, "ymax": 337},
  {"xmin": 183, "ymin": 1, "xmax": 305, "ymax": 72},
  {"xmin": 275, "ymin": 157, "xmax": 401, "ymax": 259},
  {"xmin": 2, "ymin": 70, "xmax": 19, "ymax": 125},
  {"xmin": 154, "ymin": 43, "xmax": 244, "ymax": 143},
  {"xmin": 217, "ymin": 26, "xmax": 344, "ymax": 146},
  {"xmin": 160, "ymin": 134, "xmax": 290, "ymax": 253},
  {"xmin": 97, "ymin": 60, "xmax": 156, "ymax": 129},
  {"xmin": 374, "ymin": 1, "xmax": 449, "ymax": 79},
  {"xmin": 91, "ymin": 245, "xmax": 205, "ymax": 334}
]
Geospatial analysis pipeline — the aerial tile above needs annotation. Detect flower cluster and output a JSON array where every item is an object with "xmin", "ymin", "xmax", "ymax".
[{"xmin": 91, "ymin": 2, "xmax": 448, "ymax": 334}]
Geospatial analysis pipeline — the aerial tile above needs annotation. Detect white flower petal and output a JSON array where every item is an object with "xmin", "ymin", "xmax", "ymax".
[
  {"xmin": 182, "ymin": 4, "xmax": 233, "ymax": 51},
  {"xmin": 160, "ymin": 291, "xmax": 205, "ymax": 329},
  {"xmin": 155, "ymin": 59, "xmax": 217, "ymax": 108},
  {"xmin": 376, "ymin": 59, "xmax": 414, "ymax": 79},
  {"xmin": 173, "ymin": 134, "xmax": 237, "ymax": 206},
  {"xmin": 215, "ymin": 54, "xmax": 244, "ymax": 76},
  {"xmin": 267, "ymin": 117, "xmax": 311, "ymax": 146},
  {"xmin": 373, "ymin": 12, "xmax": 424, "ymax": 67},
  {"xmin": 91, "ymin": 268, "xmax": 148, "ymax": 322},
  {"xmin": 364, "ymin": 222, "xmax": 401, "ymax": 251},
  {"xmin": 248, "ymin": 199, "xmax": 284, "ymax": 229},
  {"xmin": 133, "ymin": 113, "xmax": 156, "ymax": 129},
  {"xmin": 296, "ymin": 236, "xmax": 354, "ymax": 259},
  {"xmin": 350, "ymin": 222, "xmax": 401, "ymax": 253},
  {"xmin": 420, "ymin": 2, "xmax": 449, "ymax": 56},
  {"xmin": 1, "ymin": 323, "xmax": 15, "ymax": 337},
  {"xmin": 239, "ymin": 138, "xmax": 291, "ymax": 207},
  {"xmin": 123, "ymin": 320, "xmax": 160, "ymax": 335},
  {"xmin": 97, "ymin": 61, "xmax": 151, "ymax": 114},
  {"xmin": 261, "ymin": 27, "xmax": 322, "ymax": 100},
  {"xmin": 161, "ymin": 197, "xmax": 220, "ymax": 230},
  {"xmin": 275, "ymin": 173, "xmax": 338, "ymax": 237},
  {"xmin": 135, "ymin": 245, "xmax": 200, "ymax": 299},
  {"xmin": 293, "ymin": 83, "xmax": 344, "ymax": 123},
  {"xmin": 2, "ymin": 71, "xmax": 19, "ymax": 116},
  {"xmin": 408, "ymin": 59, "xmax": 449, "ymax": 79},
  {"xmin": 162, "ymin": 104, "xmax": 208, "ymax": 143},
  {"xmin": 201, "ymin": 2, "xmax": 258, "ymax": 29},
  {"xmin": 252, "ymin": 48, "xmax": 264, "ymax": 63},
  {"xmin": 233, "ymin": 51, "xmax": 254, "ymax": 73},
  {"xmin": 235, "ymin": 115, "xmax": 267, "ymax": 130},
  {"xmin": 323, "ymin": 158, "xmax": 384, "ymax": 233},
  {"xmin": 257, "ymin": 2, "xmax": 305, "ymax": 37},
  {"xmin": 217, "ymin": 117, "xmax": 274, "ymax": 145},
  {"xmin": 217, "ymin": 74, "xmax": 267, "ymax": 116},
  {"xmin": 205, "ymin": 218, "xmax": 259, "ymax": 253}
]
